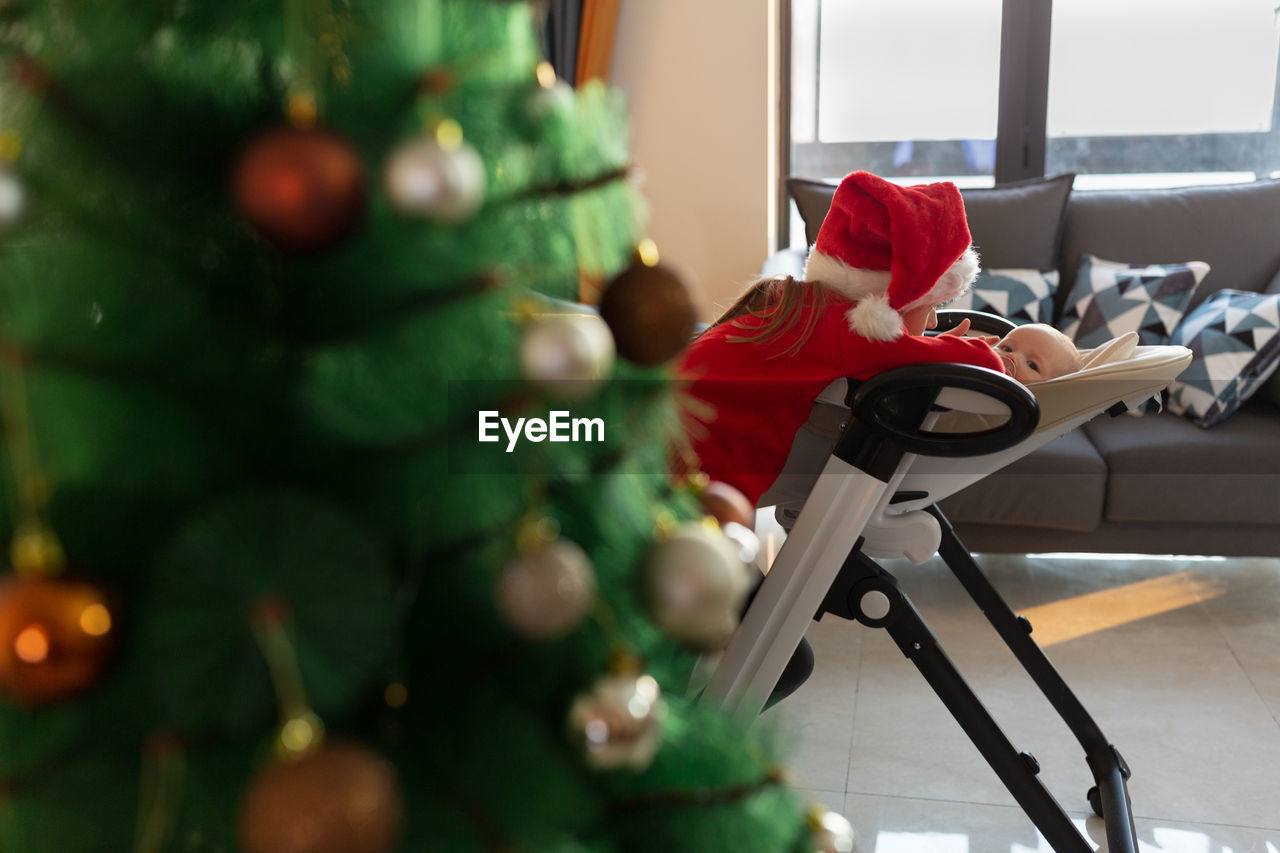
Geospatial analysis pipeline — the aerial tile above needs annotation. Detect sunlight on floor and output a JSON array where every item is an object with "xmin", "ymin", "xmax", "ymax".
[{"xmin": 1017, "ymin": 571, "xmax": 1225, "ymax": 648}]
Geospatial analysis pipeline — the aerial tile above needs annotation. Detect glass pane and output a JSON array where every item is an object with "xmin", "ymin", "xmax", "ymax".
[
  {"xmin": 817, "ymin": 0, "xmax": 1002, "ymax": 144},
  {"xmin": 791, "ymin": 0, "xmax": 820, "ymax": 145},
  {"xmin": 788, "ymin": 0, "xmax": 1002, "ymax": 246},
  {"xmin": 1046, "ymin": 0, "xmax": 1280, "ymax": 186}
]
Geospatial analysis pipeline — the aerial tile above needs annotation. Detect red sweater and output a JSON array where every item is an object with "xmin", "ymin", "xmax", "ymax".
[{"xmin": 676, "ymin": 292, "xmax": 1004, "ymax": 505}]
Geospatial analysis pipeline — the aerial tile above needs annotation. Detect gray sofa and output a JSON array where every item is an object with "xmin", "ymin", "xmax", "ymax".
[{"xmin": 765, "ymin": 175, "xmax": 1280, "ymax": 558}]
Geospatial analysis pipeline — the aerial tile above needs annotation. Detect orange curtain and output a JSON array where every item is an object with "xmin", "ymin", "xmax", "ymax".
[{"xmin": 575, "ymin": 0, "xmax": 620, "ymax": 87}]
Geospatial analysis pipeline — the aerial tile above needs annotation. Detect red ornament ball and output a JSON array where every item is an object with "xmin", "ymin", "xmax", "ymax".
[
  {"xmin": 239, "ymin": 740, "xmax": 404, "ymax": 853},
  {"xmin": 697, "ymin": 480, "xmax": 756, "ymax": 529},
  {"xmin": 0, "ymin": 574, "xmax": 115, "ymax": 706},
  {"xmin": 597, "ymin": 261, "xmax": 698, "ymax": 366},
  {"xmin": 232, "ymin": 127, "xmax": 366, "ymax": 252}
]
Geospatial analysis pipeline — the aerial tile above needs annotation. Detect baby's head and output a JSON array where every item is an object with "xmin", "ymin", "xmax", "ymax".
[{"xmin": 993, "ymin": 324, "xmax": 1080, "ymax": 383}]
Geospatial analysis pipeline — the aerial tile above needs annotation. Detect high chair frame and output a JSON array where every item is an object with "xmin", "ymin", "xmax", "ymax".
[{"xmin": 699, "ymin": 312, "xmax": 1160, "ymax": 853}]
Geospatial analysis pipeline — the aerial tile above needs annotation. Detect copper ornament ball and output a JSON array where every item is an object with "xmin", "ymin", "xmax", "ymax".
[
  {"xmin": 597, "ymin": 262, "xmax": 698, "ymax": 366},
  {"xmin": 232, "ymin": 127, "xmax": 367, "ymax": 252},
  {"xmin": 698, "ymin": 480, "xmax": 756, "ymax": 529},
  {"xmin": 238, "ymin": 740, "xmax": 404, "ymax": 853},
  {"xmin": 0, "ymin": 574, "xmax": 115, "ymax": 706}
]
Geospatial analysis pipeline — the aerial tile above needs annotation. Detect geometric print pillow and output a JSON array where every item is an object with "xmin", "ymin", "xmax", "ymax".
[
  {"xmin": 1166, "ymin": 289, "xmax": 1280, "ymax": 428},
  {"xmin": 946, "ymin": 268, "xmax": 1059, "ymax": 325},
  {"xmin": 1059, "ymin": 254, "xmax": 1210, "ymax": 348}
]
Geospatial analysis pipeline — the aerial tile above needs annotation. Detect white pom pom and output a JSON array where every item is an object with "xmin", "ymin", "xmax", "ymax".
[{"xmin": 846, "ymin": 294, "xmax": 904, "ymax": 341}]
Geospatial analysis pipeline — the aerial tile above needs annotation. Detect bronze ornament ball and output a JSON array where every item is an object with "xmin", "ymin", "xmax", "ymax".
[
  {"xmin": 697, "ymin": 480, "xmax": 756, "ymax": 530},
  {"xmin": 0, "ymin": 574, "xmax": 115, "ymax": 706},
  {"xmin": 232, "ymin": 127, "xmax": 367, "ymax": 253},
  {"xmin": 238, "ymin": 740, "xmax": 404, "ymax": 853},
  {"xmin": 597, "ymin": 261, "xmax": 698, "ymax": 366}
]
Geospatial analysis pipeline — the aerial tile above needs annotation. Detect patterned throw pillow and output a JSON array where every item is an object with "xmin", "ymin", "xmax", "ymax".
[
  {"xmin": 1166, "ymin": 289, "xmax": 1280, "ymax": 428},
  {"xmin": 947, "ymin": 268, "xmax": 1058, "ymax": 325},
  {"xmin": 1060, "ymin": 254, "xmax": 1209, "ymax": 348}
]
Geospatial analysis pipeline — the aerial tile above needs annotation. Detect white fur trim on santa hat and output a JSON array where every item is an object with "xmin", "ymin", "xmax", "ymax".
[
  {"xmin": 804, "ymin": 250, "xmax": 891, "ymax": 303},
  {"xmin": 846, "ymin": 293, "xmax": 904, "ymax": 341},
  {"xmin": 902, "ymin": 247, "xmax": 981, "ymax": 313}
]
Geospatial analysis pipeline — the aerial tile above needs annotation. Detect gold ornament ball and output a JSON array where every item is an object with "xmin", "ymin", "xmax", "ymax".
[
  {"xmin": 494, "ymin": 538, "xmax": 597, "ymax": 641},
  {"xmin": 239, "ymin": 740, "xmax": 404, "ymax": 853},
  {"xmin": 0, "ymin": 574, "xmax": 115, "ymax": 706},
  {"xmin": 519, "ymin": 312, "xmax": 616, "ymax": 400},
  {"xmin": 567, "ymin": 671, "xmax": 665, "ymax": 771},
  {"xmin": 597, "ymin": 261, "xmax": 698, "ymax": 366},
  {"xmin": 641, "ymin": 521, "xmax": 753, "ymax": 651},
  {"xmin": 232, "ymin": 127, "xmax": 367, "ymax": 252},
  {"xmin": 809, "ymin": 805, "xmax": 856, "ymax": 853}
]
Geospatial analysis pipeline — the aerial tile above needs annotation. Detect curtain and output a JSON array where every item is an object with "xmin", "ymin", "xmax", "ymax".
[
  {"xmin": 543, "ymin": 0, "xmax": 620, "ymax": 86},
  {"xmin": 543, "ymin": 0, "xmax": 582, "ymax": 83}
]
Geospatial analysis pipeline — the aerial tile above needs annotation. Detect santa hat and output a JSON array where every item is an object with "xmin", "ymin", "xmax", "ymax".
[{"xmin": 804, "ymin": 171, "xmax": 980, "ymax": 341}]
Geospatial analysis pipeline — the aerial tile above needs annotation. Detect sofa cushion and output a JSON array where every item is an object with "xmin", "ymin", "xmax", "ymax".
[
  {"xmin": 945, "ymin": 267, "xmax": 1058, "ymax": 325},
  {"xmin": 1084, "ymin": 405, "xmax": 1280, "ymax": 525},
  {"xmin": 787, "ymin": 177, "xmax": 838, "ymax": 247},
  {"xmin": 786, "ymin": 173, "xmax": 1074, "ymax": 270},
  {"xmin": 960, "ymin": 174, "xmax": 1075, "ymax": 270},
  {"xmin": 937, "ymin": 429, "xmax": 1105, "ymax": 532},
  {"xmin": 1059, "ymin": 254, "xmax": 1208, "ymax": 348},
  {"xmin": 1166, "ymin": 289, "xmax": 1280, "ymax": 428},
  {"xmin": 1057, "ymin": 179, "xmax": 1280, "ymax": 320}
]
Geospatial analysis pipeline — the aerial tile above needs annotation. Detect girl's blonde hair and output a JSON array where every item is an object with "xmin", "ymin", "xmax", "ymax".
[{"xmin": 703, "ymin": 275, "xmax": 830, "ymax": 358}]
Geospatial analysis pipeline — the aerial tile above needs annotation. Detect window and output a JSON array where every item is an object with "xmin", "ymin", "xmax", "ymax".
[
  {"xmin": 1045, "ymin": 0, "xmax": 1280, "ymax": 189},
  {"xmin": 786, "ymin": 0, "xmax": 1280, "ymax": 243},
  {"xmin": 791, "ymin": 0, "xmax": 1002, "ymax": 186}
]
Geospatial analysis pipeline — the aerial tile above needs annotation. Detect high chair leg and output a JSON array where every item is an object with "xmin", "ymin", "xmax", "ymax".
[
  {"xmin": 820, "ymin": 548, "xmax": 1093, "ymax": 853},
  {"xmin": 926, "ymin": 505, "xmax": 1139, "ymax": 853}
]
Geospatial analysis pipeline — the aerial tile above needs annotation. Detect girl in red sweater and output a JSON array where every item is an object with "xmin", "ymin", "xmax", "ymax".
[{"xmin": 678, "ymin": 172, "xmax": 1005, "ymax": 505}]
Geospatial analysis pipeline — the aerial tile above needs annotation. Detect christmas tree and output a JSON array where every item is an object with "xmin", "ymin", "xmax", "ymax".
[{"xmin": 0, "ymin": 2, "xmax": 852, "ymax": 850}]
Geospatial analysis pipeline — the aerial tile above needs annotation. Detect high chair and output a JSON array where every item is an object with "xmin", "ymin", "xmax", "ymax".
[{"xmin": 698, "ymin": 310, "xmax": 1193, "ymax": 853}]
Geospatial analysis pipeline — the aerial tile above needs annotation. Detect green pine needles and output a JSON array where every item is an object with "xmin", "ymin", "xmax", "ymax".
[{"xmin": 0, "ymin": 2, "xmax": 823, "ymax": 851}]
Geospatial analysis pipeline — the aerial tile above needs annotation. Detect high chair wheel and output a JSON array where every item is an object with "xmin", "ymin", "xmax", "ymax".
[
  {"xmin": 1086, "ymin": 785, "xmax": 1103, "ymax": 818},
  {"xmin": 844, "ymin": 363, "xmax": 1039, "ymax": 458}
]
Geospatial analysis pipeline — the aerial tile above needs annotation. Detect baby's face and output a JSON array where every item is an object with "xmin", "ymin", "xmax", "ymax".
[{"xmin": 994, "ymin": 325, "xmax": 1078, "ymax": 383}]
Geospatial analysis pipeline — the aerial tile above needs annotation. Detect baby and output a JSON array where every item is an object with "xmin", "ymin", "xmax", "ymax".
[
  {"xmin": 987, "ymin": 323, "xmax": 1081, "ymax": 383},
  {"xmin": 946, "ymin": 318, "xmax": 1081, "ymax": 383}
]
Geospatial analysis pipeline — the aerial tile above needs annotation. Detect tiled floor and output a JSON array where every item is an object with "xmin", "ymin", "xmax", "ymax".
[{"xmin": 759, "ymin": 547, "xmax": 1280, "ymax": 852}]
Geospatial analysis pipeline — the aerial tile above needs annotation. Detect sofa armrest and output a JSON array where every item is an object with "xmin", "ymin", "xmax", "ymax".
[{"xmin": 761, "ymin": 248, "xmax": 807, "ymax": 279}]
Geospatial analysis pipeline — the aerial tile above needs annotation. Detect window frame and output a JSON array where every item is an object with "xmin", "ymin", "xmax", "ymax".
[{"xmin": 778, "ymin": 0, "xmax": 1280, "ymax": 249}]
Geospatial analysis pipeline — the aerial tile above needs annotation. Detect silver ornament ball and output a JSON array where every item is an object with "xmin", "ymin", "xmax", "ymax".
[
  {"xmin": 567, "ymin": 671, "xmax": 664, "ymax": 771},
  {"xmin": 384, "ymin": 136, "xmax": 485, "ymax": 223},
  {"xmin": 527, "ymin": 80, "xmax": 576, "ymax": 123},
  {"xmin": 494, "ymin": 538, "xmax": 596, "ymax": 641},
  {"xmin": 519, "ymin": 312, "xmax": 616, "ymax": 400},
  {"xmin": 0, "ymin": 170, "xmax": 25, "ymax": 228},
  {"xmin": 642, "ymin": 520, "xmax": 753, "ymax": 651}
]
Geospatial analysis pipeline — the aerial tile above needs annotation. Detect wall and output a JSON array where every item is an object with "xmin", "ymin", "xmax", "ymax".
[{"xmin": 609, "ymin": 0, "xmax": 778, "ymax": 320}]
